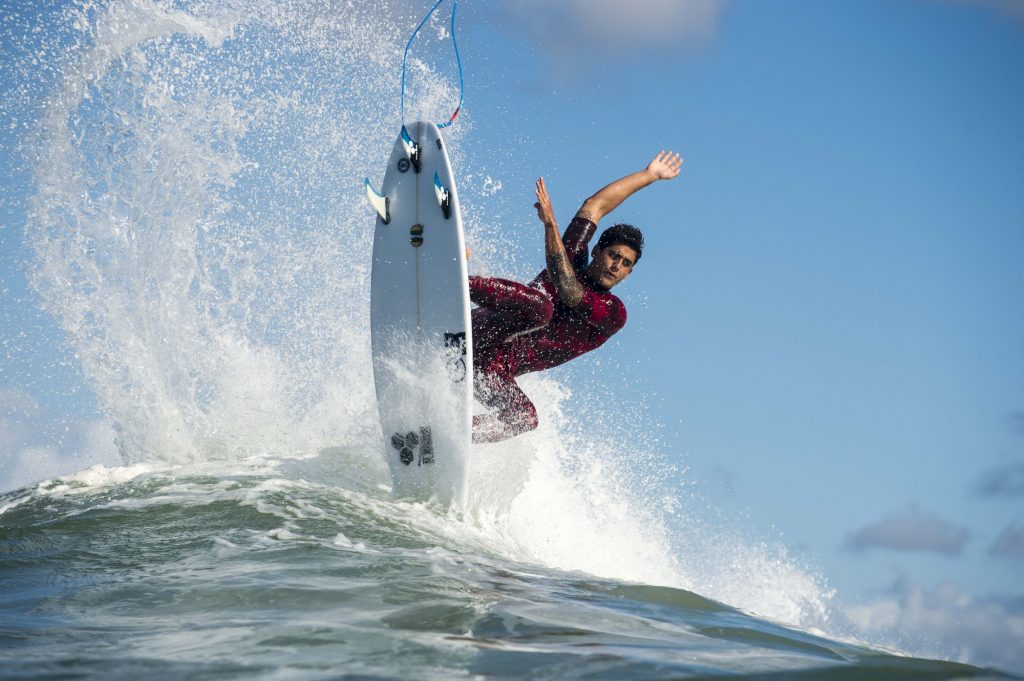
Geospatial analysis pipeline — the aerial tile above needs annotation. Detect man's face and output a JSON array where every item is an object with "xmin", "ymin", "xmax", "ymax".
[{"xmin": 587, "ymin": 243, "xmax": 638, "ymax": 290}]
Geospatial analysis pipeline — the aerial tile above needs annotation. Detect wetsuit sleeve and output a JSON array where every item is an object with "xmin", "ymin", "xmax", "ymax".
[
  {"xmin": 572, "ymin": 290, "xmax": 627, "ymax": 336},
  {"xmin": 561, "ymin": 217, "xmax": 596, "ymax": 272}
]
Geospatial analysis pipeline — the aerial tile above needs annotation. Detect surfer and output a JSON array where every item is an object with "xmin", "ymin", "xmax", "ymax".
[{"xmin": 470, "ymin": 150, "xmax": 684, "ymax": 443}]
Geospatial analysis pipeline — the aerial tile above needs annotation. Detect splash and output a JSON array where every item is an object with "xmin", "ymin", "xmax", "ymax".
[{"xmin": 25, "ymin": 0, "xmax": 466, "ymax": 464}]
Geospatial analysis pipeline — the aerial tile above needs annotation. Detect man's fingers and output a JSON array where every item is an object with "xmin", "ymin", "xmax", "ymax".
[
  {"xmin": 536, "ymin": 178, "xmax": 552, "ymax": 207},
  {"xmin": 657, "ymin": 150, "xmax": 684, "ymax": 174},
  {"xmin": 654, "ymin": 150, "xmax": 683, "ymax": 167}
]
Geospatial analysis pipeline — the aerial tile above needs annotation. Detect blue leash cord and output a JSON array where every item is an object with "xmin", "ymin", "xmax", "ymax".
[{"xmin": 400, "ymin": 0, "xmax": 464, "ymax": 129}]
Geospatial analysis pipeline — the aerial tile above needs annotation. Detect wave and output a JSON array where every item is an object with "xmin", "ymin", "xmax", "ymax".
[{"xmin": 0, "ymin": 465, "xmax": 1007, "ymax": 680}]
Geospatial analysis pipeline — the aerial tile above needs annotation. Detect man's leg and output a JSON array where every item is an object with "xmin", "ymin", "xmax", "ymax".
[
  {"xmin": 469, "ymin": 276, "xmax": 553, "ymax": 339},
  {"xmin": 469, "ymin": 276, "xmax": 549, "ymax": 442},
  {"xmin": 472, "ymin": 371, "xmax": 539, "ymax": 444}
]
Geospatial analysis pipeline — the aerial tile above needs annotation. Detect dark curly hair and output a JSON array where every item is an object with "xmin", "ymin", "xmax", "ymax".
[{"xmin": 596, "ymin": 223, "xmax": 644, "ymax": 262}]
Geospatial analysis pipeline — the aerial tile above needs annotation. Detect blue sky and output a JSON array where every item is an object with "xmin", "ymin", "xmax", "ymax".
[{"xmin": 1, "ymin": 0, "xmax": 1023, "ymax": 671}]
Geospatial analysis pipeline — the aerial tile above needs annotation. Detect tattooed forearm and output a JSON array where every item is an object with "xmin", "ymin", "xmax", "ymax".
[
  {"xmin": 547, "ymin": 250, "xmax": 584, "ymax": 307},
  {"xmin": 545, "ymin": 226, "xmax": 585, "ymax": 308},
  {"xmin": 535, "ymin": 176, "xmax": 584, "ymax": 307}
]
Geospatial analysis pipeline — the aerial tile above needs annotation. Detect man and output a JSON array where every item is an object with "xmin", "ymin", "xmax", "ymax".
[{"xmin": 470, "ymin": 150, "xmax": 683, "ymax": 443}]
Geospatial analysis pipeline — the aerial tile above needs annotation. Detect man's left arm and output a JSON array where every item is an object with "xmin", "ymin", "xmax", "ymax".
[{"xmin": 576, "ymin": 150, "xmax": 683, "ymax": 225}]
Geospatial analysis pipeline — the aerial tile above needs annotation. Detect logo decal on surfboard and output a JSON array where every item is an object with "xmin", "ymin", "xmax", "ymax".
[
  {"xmin": 444, "ymin": 332, "xmax": 467, "ymax": 382},
  {"xmin": 391, "ymin": 427, "xmax": 435, "ymax": 466}
]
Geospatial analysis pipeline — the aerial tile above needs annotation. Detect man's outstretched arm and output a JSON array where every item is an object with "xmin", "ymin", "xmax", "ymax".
[
  {"xmin": 535, "ymin": 177, "xmax": 585, "ymax": 308},
  {"xmin": 576, "ymin": 151, "xmax": 683, "ymax": 224}
]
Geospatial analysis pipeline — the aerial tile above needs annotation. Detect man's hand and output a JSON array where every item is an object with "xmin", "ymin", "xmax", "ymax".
[
  {"xmin": 534, "ymin": 177, "xmax": 557, "ymax": 228},
  {"xmin": 647, "ymin": 150, "xmax": 683, "ymax": 180}
]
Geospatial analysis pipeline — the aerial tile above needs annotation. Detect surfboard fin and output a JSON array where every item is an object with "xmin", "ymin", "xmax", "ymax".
[
  {"xmin": 434, "ymin": 171, "xmax": 451, "ymax": 220},
  {"xmin": 400, "ymin": 125, "xmax": 421, "ymax": 174},
  {"xmin": 364, "ymin": 178, "xmax": 390, "ymax": 224}
]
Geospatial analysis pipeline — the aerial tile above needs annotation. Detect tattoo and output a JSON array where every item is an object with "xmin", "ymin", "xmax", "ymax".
[
  {"xmin": 546, "ymin": 249, "xmax": 585, "ymax": 308},
  {"xmin": 576, "ymin": 208, "xmax": 595, "ymax": 222}
]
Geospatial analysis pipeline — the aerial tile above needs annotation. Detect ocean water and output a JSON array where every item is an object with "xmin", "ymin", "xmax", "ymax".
[
  {"xmin": 0, "ymin": 463, "xmax": 1009, "ymax": 680},
  {"xmin": 0, "ymin": 1, "xmax": 1015, "ymax": 678}
]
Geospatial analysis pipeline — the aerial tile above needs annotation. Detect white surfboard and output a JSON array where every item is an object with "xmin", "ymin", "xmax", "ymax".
[{"xmin": 368, "ymin": 121, "xmax": 472, "ymax": 508}]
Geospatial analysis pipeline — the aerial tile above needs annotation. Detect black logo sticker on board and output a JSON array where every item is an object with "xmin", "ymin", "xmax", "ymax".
[
  {"xmin": 436, "ymin": 138, "xmax": 443, "ymax": 150},
  {"xmin": 391, "ymin": 427, "xmax": 434, "ymax": 466},
  {"xmin": 391, "ymin": 431, "xmax": 417, "ymax": 465},
  {"xmin": 397, "ymin": 157, "xmax": 410, "ymax": 173},
  {"xmin": 420, "ymin": 426, "xmax": 434, "ymax": 465},
  {"xmin": 444, "ymin": 332, "xmax": 467, "ymax": 382}
]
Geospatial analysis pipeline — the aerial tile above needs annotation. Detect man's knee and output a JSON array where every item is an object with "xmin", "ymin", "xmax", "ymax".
[
  {"xmin": 505, "ymin": 401, "xmax": 539, "ymax": 435},
  {"xmin": 521, "ymin": 406, "xmax": 540, "ymax": 433},
  {"xmin": 523, "ymin": 288, "xmax": 553, "ymax": 328},
  {"xmin": 469, "ymin": 276, "xmax": 552, "ymax": 328}
]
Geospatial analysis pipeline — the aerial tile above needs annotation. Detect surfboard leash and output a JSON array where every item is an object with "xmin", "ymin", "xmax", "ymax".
[{"xmin": 400, "ymin": 0, "xmax": 465, "ymax": 129}]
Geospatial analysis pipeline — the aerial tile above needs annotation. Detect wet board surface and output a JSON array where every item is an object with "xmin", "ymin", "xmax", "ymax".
[{"xmin": 369, "ymin": 121, "xmax": 472, "ymax": 508}]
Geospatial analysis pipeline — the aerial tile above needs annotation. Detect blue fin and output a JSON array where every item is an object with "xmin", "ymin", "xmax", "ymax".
[
  {"xmin": 400, "ymin": 125, "xmax": 421, "ymax": 173},
  {"xmin": 433, "ymin": 171, "xmax": 451, "ymax": 220}
]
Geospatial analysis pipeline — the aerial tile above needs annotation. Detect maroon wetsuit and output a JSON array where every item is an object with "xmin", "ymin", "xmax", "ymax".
[{"xmin": 470, "ymin": 217, "xmax": 627, "ymax": 442}]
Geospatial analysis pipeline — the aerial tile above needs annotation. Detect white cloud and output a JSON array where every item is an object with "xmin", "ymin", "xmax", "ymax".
[
  {"xmin": 573, "ymin": 0, "xmax": 724, "ymax": 46},
  {"xmin": 991, "ymin": 522, "xmax": 1024, "ymax": 559},
  {"xmin": 0, "ymin": 386, "xmax": 119, "ymax": 493},
  {"xmin": 2, "ymin": 445, "xmax": 74, "ymax": 490},
  {"xmin": 843, "ymin": 579, "xmax": 1024, "ymax": 675},
  {"xmin": 498, "ymin": 0, "xmax": 725, "ymax": 57},
  {"xmin": 0, "ymin": 419, "xmax": 119, "ymax": 493},
  {"xmin": 846, "ymin": 507, "xmax": 969, "ymax": 555}
]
